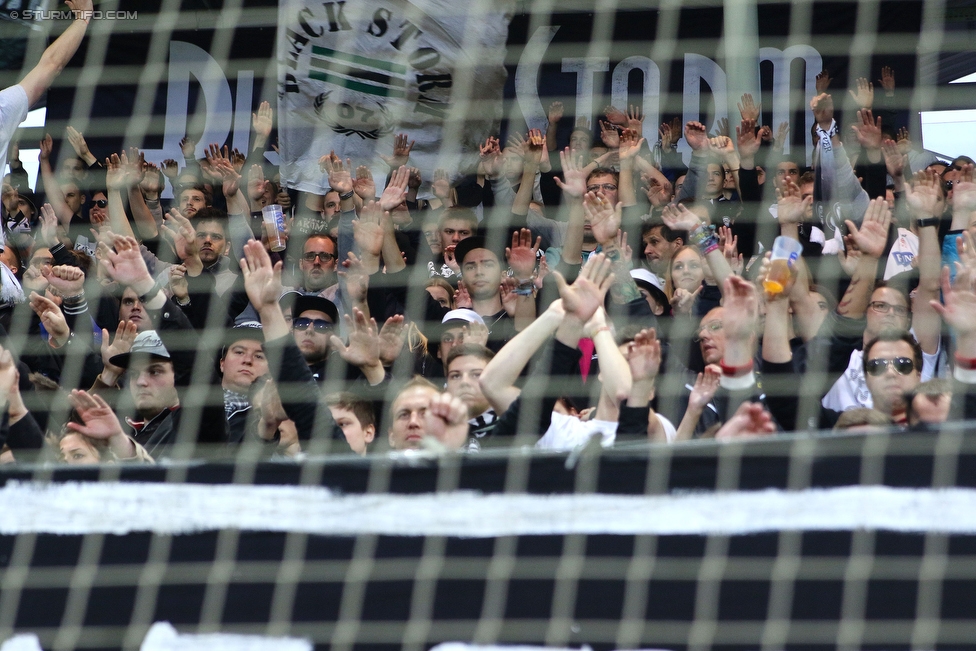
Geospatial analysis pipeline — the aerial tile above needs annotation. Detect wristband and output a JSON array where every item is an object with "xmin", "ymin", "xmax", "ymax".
[
  {"xmin": 954, "ymin": 352, "xmax": 976, "ymax": 370},
  {"xmin": 720, "ymin": 360, "xmax": 753, "ymax": 377},
  {"xmin": 513, "ymin": 279, "xmax": 535, "ymax": 296},
  {"xmin": 915, "ymin": 217, "xmax": 940, "ymax": 229},
  {"xmin": 139, "ymin": 282, "xmax": 163, "ymax": 304},
  {"xmin": 338, "ymin": 190, "xmax": 354, "ymax": 200}
]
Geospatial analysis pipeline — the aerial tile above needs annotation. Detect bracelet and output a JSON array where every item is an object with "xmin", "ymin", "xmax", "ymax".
[
  {"xmin": 513, "ymin": 279, "xmax": 535, "ymax": 296},
  {"xmin": 727, "ymin": 168, "xmax": 740, "ymax": 172},
  {"xmin": 719, "ymin": 360, "xmax": 753, "ymax": 377},
  {"xmin": 338, "ymin": 190, "xmax": 354, "ymax": 200},
  {"xmin": 915, "ymin": 217, "xmax": 940, "ymax": 229},
  {"xmin": 954, "ymin": 352, "xmax": 976, "ymax": 370}
]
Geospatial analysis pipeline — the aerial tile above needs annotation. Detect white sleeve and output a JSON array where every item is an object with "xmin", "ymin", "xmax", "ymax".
[
  {"xmin": 656, "ymin": 413, "xmax": 677, "ymax": 443},
  {"xmin": 0, "ymin": 85, "xmax": 29, "ymax": 175}
]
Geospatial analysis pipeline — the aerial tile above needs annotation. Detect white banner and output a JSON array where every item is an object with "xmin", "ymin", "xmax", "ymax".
[{"xmin": 277, "ymin": 0, "xmax": 513, "ymax": 194}]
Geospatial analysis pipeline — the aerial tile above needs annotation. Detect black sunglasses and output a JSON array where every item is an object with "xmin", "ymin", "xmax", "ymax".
[
  {"xmin": 865, "ymin": 357, "xmax": 915, "ymax": 377},
  {"xmin": 292, "ymin": 317, "xmax": 333, "ymax": 333},
  {"xmin": 93, "ymin": 199, "xmax": 108, "ymax": 208},
  {"xmin": 302, "ymin": 251, "xmax": 337, "ymax": 263}
]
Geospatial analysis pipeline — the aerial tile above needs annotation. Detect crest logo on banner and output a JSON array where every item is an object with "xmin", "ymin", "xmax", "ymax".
[{"xmin": 276, "ymin": 0, "xmax": 513, "ymax": 194}]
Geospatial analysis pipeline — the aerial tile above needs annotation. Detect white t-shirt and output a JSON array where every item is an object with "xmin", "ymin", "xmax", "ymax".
[
  {"xmin": 0, "ymin": 85, "xmax": 29, "ymax": 177},
  {"xmin": 884, "ymin": 228, "xmax": 918, "ymax": 280},
  {"xmin": 821, "ymin": 338, "xmax": 943, "ymax": 413}
]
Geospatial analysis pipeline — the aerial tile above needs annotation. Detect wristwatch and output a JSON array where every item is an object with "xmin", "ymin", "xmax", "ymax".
[{"xmin": 915, "ymin": 217, "xmax": 940, "ymax": 229}]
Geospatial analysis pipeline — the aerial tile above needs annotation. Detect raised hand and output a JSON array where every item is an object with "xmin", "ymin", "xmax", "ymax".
[
  {"xmin": 848, "ymin": 77, "xmax": 874, "ymax": 109},
  {"xmin": 30, "ymin": 292, "xmax": 69, "ymax": 345},
  {"xmin": 100, "ymin": 235, "xmax": 153, "ymax": 290},
  {"xmin": 850, "ymin": 109, "xmax": 882, "ymax": 150},
  {"xmin": 896, "ymin": 126, "xmax": 912, "ymax": 154},
  {"xmin": 352, "ymin": 200, "xmax": 386, "ymax": 258},
  {"xmin": 737, "ymin": 93, "xmax": 761, "ymax": 122},
  {"xmin": 252, "ymin": 100, "xmax": 273, "ymax": 139},
  {"xmin": 712, "ymin": 117, "xmax": 730, "ymax": 139},
  {"xmin": 951, "ymin": 163, "xmax": 976, "ymax": 214},
  {"xmin": 661, "ymin": 202, "xmax": 703, "ymax": 233},
  {"xmin": 599, "ymin": 120, "xmax": 620, "ymax": 148},
  {"xmin": 338, "ymin": 252, "xmax": 370, "ymax": 304},
  {"xmin": 65, "ymin": 126, "xmax": 93, "ymax": 162},
  {"xmin": 736, "ymin": 118, "xmax": 762, "ymax": 160},
  {"xmin": 617, "ymin": 127, "xmax": 645, "ymax": 161},
  {"xmin": 479, "ymin": 136, "xmax": 502, "ymax": 177},
  {"xmin": 603, "ymin": 105, "xmax": 628, "ymax": 126},
  {"xmin": 505, "ymin": 228, "xmax": 541, "ymax": 280},
  {"xmin": 626, "ymin": 104, "xmax": 645, "ymax": 131},
  {"xmin": 321, "ymin": 154, "xmax": 353, "ymax": 195},
  {"xmin": 815, "ymin": 69, "xmax": 832, "ymax": 93},
  {"xmin": 66, "ymin": 390, "xmax": 126, "ymax": 441},
  {"xmin": 838, "ymin": 234, "xmax": 862, "ymax": 277},
  {"xmin": 553, "ymin": 252, "xmax": 614, "ymax": 323},
  {"xmin": 453, "ymin": 279, "xmax": 472, "ymax": 308},
  {"xmin": 180, "ymin": 136, "xmax": 196, "ymax": 159},
  {"xmin": 239, "ymin": 239, "xmax": 283, "ymax": 311},
  {"xmin": 423, "ymin": 391, "xmax": 470, "ymax": 449},
  {"xmin": 845, "ymin": 197, "xmax": 891, "ymax": 258},
  {"xmin": 811, "ymin": 93, "xmax": 834, "ymax": 130},
  {"xmin": 718, "ymin": 225, "xmax": 742, "ymax": 275},
  {"xmin": 625, "ymin": 328, "xmax": 662, "ymax": 383},
  {"xmin": 380, "ymin": 133, "xmax": 414, "ymax": 169},
  {"xmin": 583, "ymin": 191, "xmax": 621, "ymax": 244},
  {"xmin": 100, "ymin": 320, "xmax": 138, "ymax": 383},
  {"xmin": 169, "ymin": 264, "xmax": 189, "ymax": 302},
  {"xmin": 523, "ymin": 128, "xmax": 546, "ymax": 165},
  {"xmin": 38, "ymin": 133, "xmax": 52, "ymax": 161},
  {"xmin": 44, "ymin": 264, "xmax": 85, "ymax": 297},
  {"xmin": 881, "ymin": 139, "xmax": 905, "ymax": 180},
  {"xmin": 353, "ymin": 165, "xmax": 376, "ymax": 200},
  {"xmin": 548, "ymin": 101, "xmax": 564, "ymax": 124},
  {"xmin": 161, "ymin": 208, "xmax": 199, "ymax": 260},
  {"xmin": 160, "ymin": 159, "xmax": 180, "ymax": 180},
  {"xmin": 380, "ymin": 165, "xmax": 410, "ymax": 211},
  {"xmin": 330, "ymin": 308, "xmax": 380, "ymax": 369},
  {"xmin": 407, "ymin": 166, "xmax": 423, "ymax": 190},
  {"xmin": 714, "ymin": 401, "xmax": 776, "ymax": 440},
  {"xmin": 684, "ymin": 121, "xmax": 709, "ymax": 152},
  {"xmin": 554, "ymin": 147, "xmax": 587, "ymax": 198},
  {"xmin": 773, "ymin": 121, "xmax": 790, "ymax": 150},
  {"xmin": 688, "ymin": 365, "xmax": 721, "ymax": 411},
  {"xmin": 670, "ymin": 285, "xmax": 702, "ymax": 315},
  {"xmin": 38, "ymin": 203, "xmax": 60, "ymax": 247},
  {"xmin": 444, "ymin": 245, "xmax": 460, "ymax": 275},
  {"xmin": 934, "ymin": 262, "xmax": 976, "ymax": 336},
  {"xmin": 377, "ymin": 314, "xmax": 406, "ymax": 365},
  {"xmin": 776, "ymin": 178, "xmax": 811, "ymax": 225},
  {"xmin": 904, "ymin": 169, "xmax": 944, "ymax": 218},
  {"xmin": 721, "ymin": 275, "xmax": 759, "ymax": 341},
  {"xmin": 879, "ymin": 66, "xmax": 896, "ymax": 95}
]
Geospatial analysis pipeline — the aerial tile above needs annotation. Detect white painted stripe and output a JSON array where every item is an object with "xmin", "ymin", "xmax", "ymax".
[{"xmin": 0, "ymin": 481, "xmax": 974, "ymax": 537}]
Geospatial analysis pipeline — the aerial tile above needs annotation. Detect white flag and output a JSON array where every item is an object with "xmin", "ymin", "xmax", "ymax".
[{"xmin": 277, "ymin": 0, "xmax": 513, "ymax": 194}]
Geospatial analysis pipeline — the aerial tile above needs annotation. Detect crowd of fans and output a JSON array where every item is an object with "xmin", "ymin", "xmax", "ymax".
[{"xmin": 1, "ymin": 10, "xmax": 975, "ymax": 465}]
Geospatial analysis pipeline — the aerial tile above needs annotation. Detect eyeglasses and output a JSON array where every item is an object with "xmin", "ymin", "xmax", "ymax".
[
  {"xmin": 694, "ymin": 321, "xmax": 723, "ymax": 341},
  {"xmin": 302, "ymin": 251, "xmax": 337, "ymax": 263},
  {"xmin": 865, "ymin": 357, "xmax": 915, "ymax": 376},
  {"xmin": 292, "ymin": 317, "xmax": 333, "ymax": 333},
  {"xmin": 93, "ymin": 199, "xmax": 108, "ymax": 208},
  {"xmin": 586, "ymin": 183, "xmax": 617, "ymax": 193},
  {"xmin": 869, "ymin": 301, "xmax": 909, "ymax": 317}
]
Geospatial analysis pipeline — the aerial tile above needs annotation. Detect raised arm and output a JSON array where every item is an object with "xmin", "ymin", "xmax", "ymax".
[
  {"xmin": 554, "ymin": 148, "xmax": 588, "ymax": 265},
  {"xmin": 661, "ymin": 203, "xmax": 735, "ymax": 291},
  {"xmin": 905, "ymin": 170, "xmax": 947, "ymax": 355},
  {"xmin": 17, "ymin": 0, "xmax": 92, "ymax": 107},
  {"xmin": 836, "ymin": 198, "xmax": 890, "ymax": 318}
]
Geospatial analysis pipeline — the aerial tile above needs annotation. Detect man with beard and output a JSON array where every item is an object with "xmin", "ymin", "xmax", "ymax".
[{"xmin": 296, "ymin": 234, "xmax": 339, "ymax": 299}]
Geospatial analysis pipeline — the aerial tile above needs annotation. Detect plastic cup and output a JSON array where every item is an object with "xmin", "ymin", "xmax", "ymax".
[
  {"xmin": 763, "ymin": 235, "xmax": 803, "ymax": 294},
  {"xmin": 262, "ymin": 204, "xmax": 287, "ymax": 252}
]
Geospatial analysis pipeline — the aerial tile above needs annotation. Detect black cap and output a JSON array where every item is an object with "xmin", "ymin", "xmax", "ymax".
[
  {"xmin": 224, "ymin": 321, "xmax": 265, "ymax": 346},
  {"xmin": 452, "ymin": 235, "xmax": 500, "ymax": 268},
  {"xmin": 288, "ymin": 294, "xmax": 339, "ymax": 324}
]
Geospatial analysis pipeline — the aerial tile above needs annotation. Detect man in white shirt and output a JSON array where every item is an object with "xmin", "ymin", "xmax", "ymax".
[{"xmin": 1, "ymin": 1, "xmax": 93, "ymax": 175}]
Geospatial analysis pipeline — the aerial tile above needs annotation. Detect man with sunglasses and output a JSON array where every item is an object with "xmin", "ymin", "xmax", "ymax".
[
  {"xmin": 861, "ymin": 332, "xmax": 922, "ymax": 425},
  {"xmin": 283, "ymin": 293, "xmax": 338, "ymax": 381}
]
